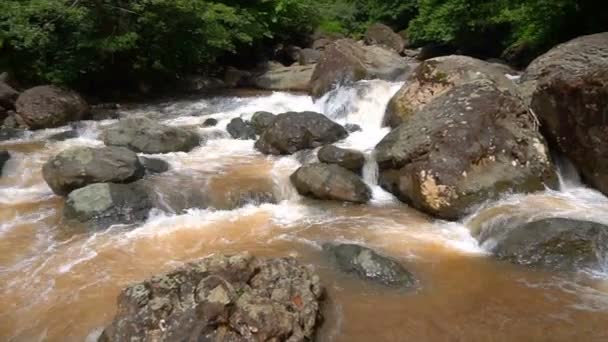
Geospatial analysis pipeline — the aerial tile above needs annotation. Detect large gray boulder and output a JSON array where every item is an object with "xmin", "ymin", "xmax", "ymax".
[
  {"xmin": 99, "ymin": 253, "xmax": 324, "ymax": 342},
  {"xmin": 317, "ymin": 145, "xmax": 365, "ymax": 174},
  {"xmin": 103, "ymin": 117, "xmax": 200, "ymax": 154},
  {"xmin": 226, "ymin": 118, "xmax": 256, "ymax": 140},
  {"xmin": 16, "ymin": 85, "xmax": 89, "ymax": 129},
  {"xmin": 250, "ymin": 111, "xmax": 276, "ymax": 135},
  {"xmin": 383, "ymin": 55, "xmax": 518, "ymax": 128},
  {"xmin": 522, "ymin": 33, "xmax": 608, "ymax": 197},
  {"xmin": 364, "ymin": 23, "xmax": 405, "ymax": 53},
  {"xmin": 255, "ymin": 112, "xmax": 347, "ymax": 155},
  {"xmin": 311, "ymin": 39, "xmax": 416, "ymax": 98},
  {"xmin": 42, "ymin": 146, "xmax": 145, "ymax": 196},
  {"xmin": 64, "ymin": 183, "xmax": 151, "ymax": 229},
  {"xmin": 324, "ymin": 243, "xmax": 416, "ymax": 287},
  {"xmin": 290, "ymin": 163, "xmax": 371, "ymax": 203},
  {"xmin": 479, "ymin": 218, "xmax": 608, "ymax": 271},
  {"xmin": 253, "ymin": 64, "xmax": 315, "ymax": 92},
  {"xmin": 376, "ymin": 80, "xmax": 558, "ymax": 220}
]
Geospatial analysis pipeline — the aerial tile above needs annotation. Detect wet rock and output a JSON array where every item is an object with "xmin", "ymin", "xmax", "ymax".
[
  {"xmin": 0, "ymin": 81, "xmax": 18, "ymax": 110},
  {"xmin": 226, "ymin": 118, "xmax": 256, "ymax": 140},
  {"xmin": 383, "ymin": 55, "xmax": 518, "ymax": 128},
  {"xmin": 324, "ymin": 243, "xmax": 416, "ymax": 287},
  {"xmin": 255, "ymin": 112, "xmax": 347, "ymax": 155},
  {"xmin": 99, "ymin": 253, "xmax": 324, "ymax": 342},
  {"xmin": 254, "ymin": 64, "xmax": 315, "ymax": 92},
  {"xmin": 311, "ymin": 39, "xmax": 416, "ymax": 98},
  {"xmin": 376, "ymin": 80, "xmax": 558, "ymax": 220},
  {"xmin": 344, "ymin": 123, "xmax": 362, "ymax": 133},
  {"xmin": 103, "ymin": 117, "xmax": 201, "ymax": 154},
  {"xmin": 521, "ymin": 33, "xmax": 608, "ymax": 197},
  {"xmin": 16, "ymin": 85, "xmax": 89, "ymax": 129},
  {"xmin": 364, "ymin": 23, "xmax": 405, "ymax": 53},
  {"xmin": 317, "ymin": 145, "xmax": 365, "ymax": 173},
  {"xmin": 0, "ymin": 150, "xmax": 10, "ymax": 175},
  {"xmin": 290, "ymin": 163, "xmax": 371, "ymax": 203},
  {"xmin": 299, "ymin": 48, "xmax": 321, "ymax": 65},
  {"xmin": 42, "ymin": 146, "xmax": 145, "ymax": 196},
  {"xmin": 250, "ymin": 111, "xmax": 276, "ymax": 135},
  {"xmin": 0, "ymin": 128, "xmax": 26, "ymax": 141},
  {"xmin": 48, "ymin": 130, "xmax": 78, "ymax": 141},
  {"xmin": 202, "ymin": 118, "xmax": 218, "ymax": 127},
  {"xmin": 139, "ymin": 157, "xmax": 170, "ymax": 174},
  {"xmin": 480, "ymin": 218, "xmax": 608, "ymax": 271},
  {"xmin": 64, "ymin": 182, "xmax": 151, "ymax": 229}
]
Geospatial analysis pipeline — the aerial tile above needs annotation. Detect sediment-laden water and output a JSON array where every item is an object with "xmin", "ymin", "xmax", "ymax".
[{"xmin": 2, "ymin": 80, "xmax": 608, "ymax": 341}]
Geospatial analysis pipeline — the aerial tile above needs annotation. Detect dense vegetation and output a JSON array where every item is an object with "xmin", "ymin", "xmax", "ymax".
[{"xmin": 1, "ymin": 0, "xmax": 606, "ymax": 90}]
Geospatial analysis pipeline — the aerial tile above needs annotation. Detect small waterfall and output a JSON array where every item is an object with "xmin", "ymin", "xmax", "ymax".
[{"xmin": 555, "ymin": 154, "xmax": 583, "ymax": 190}]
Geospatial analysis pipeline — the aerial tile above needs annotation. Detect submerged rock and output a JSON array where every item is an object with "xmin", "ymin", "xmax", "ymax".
[
  {"xmin": 64, "ymin": 182, "xmax": 151, "ymax": 228},
  {"xmin": 99, "ymin": 253, "xmax": 324, "ymax": 342},
  {"xmin": 48, "ymin": 130, "xmax": 78, "ymax": 141},
  {"xmin": 290, "ymin": 163, "xmax": 371, "ymax": 203},
  {"xmin": 254, "ymin": 64, "xmax": 315, "ymax": 92},
  {"xmin": 0, "ymin": 150, "xmax": 10, "ymax": 175},
  {"xmin": 311, "ymin": 39, "xmax": 416, "ymax": 98},
  {"xmin": 383, "ymin": 55, "xmax": 518, "ymax": 128},
  {"xmin": 344, "ymin": 123, "xmax": 362, "ymax": 133},
  {"xmin": 317, "ymin": 145, "xmax": 365, "ymax": 173},
  {"xmin": 42, "ymin": 146, "xmax": 145, "ymax": 196},
  {"xmin": 376, "ymin": 80, "xmax": 557, "ymax": 220},
  {"xmin": 16, "ymin": 85, "xmax": 89, "ymax": 129},
  {"xmin": 522, "ymin": 33, "xmax": 608, "ymax": 197},
  {"xmin": 255, "ymin": 112, "xmax": 347, "ymax": 155},
  {"xmin": 103, "ymin": 117, "xmax": 200, "ymax": 154},
  {"xmin": 250, "ymin": 111, "xmax": 276, "ymax": 135},
  {"xmin": 226, "ymin": 118, "xmax": 256, "ymax": 140},
  {"xmin": 324, "ymin": 243, "xmax": 416, "ymax": 288},
  {"xmin": 139, "ymin": 157, "xmax": 170, "ymax": 174},
  {"xmin": 480, "ymin": 218, "xmax": 608, "ymax": 271},
  {"xmin": 364, "ymin": 23, "xmax": 405, "ymax": 53}
]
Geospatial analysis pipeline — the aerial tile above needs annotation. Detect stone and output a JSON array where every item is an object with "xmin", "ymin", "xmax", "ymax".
[
  {"xmin": 383, "ymin": 55, "xmax": 519, "ymax": 128},
  {"xmin": 344, "ymin": 123, "xmax": 362, "ymax": 133},
  {"xmin": 16, "ymin": 85, "xmax": 89, "ymax": 129},
  {"xmin": 364, "ymin": 23, "xmax": 405, "ymax": 53},
  {"xmin": 48, "ymin": 130, "xmax": 78, "ymax": 141},
  {"xmin": 324, "ymin": 243, "xmax": 416, "ymax": 287},
  {"xmin": 202, "ymin": 118, "xmax": 218, "ymax": 127},
  {"xmin": 290, "ymin": 163, "xmax": 371, "ymax": 203},
  {"xmin": 479, "ymin": 218, "xmax": 608, "ymax": 271},
  {"xmin": 42, "ymin": 146, "xmax": 145, "ymax": 196},
  {"xmin": 254, "ymin": 64, "xmax": 315, "ymax": 92},
  {"xmin": 226, "ymin": 118, "xmax": 256, "ymax": 140},
  {"xmin": 103, "ymin": 117, "xmax": 201, "ymax": 154},
  {"xmin": 250, "ymin": 111, "xmax": 276, "ymax": 135},
  {"xmin": 64, "ymin": 182, "xmax": 151, "ymax": 229},
  {"xmin": 376, "ymin": 80, "xmax": 558, "ymax": 220},
  {"xmin": 99, "ymin": 253, "xmax": 324, "ymax": 342},
  {"xmin": 299, "ymin": 48, "xmax": 321, "ymax": 65},
  {"xmin": 255, "ymin": 112, "xmax": 347, "ymax": 155},
  {"xmin": 317, "ymin": 145, "xmax": 365, "ymax": 173},
  {"xmin": 139, "ymin": 157, "xmax": 170, "ymax": 174}
]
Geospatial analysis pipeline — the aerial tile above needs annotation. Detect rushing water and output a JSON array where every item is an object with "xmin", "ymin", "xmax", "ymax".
[{"xmin": 2, "ymin": 80, "xmax": 608, "ymax": 341}]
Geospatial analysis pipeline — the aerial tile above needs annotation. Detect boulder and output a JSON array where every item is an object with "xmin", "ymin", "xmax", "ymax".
[
  {"xmin": 0, "ymin": 150, "xmax": 10, "ymax": 175},
  {"xmin": 103, "ymin": 117, "xmax": 200, "ymax": 154},
  {"xmin": 299, "ymin": 48, "xmax": 321, "ymax": 65},
  {"xmin": 311, "ymin": 39, "xmax": 416, "ymax": 98},
  {"xmin": 364, "ymin": 23, "xmax": 405, "ymax": 53},
  {"xmin": 15, "ymin": 85, "xmax": 89, "ymax": 129},
  {"xmin": 64, "ymin": 182, "xmax": 151, "ymax": 229},
  {"xmin": 99, "ymin": 253, "xmax": 324, "ymax": 342},
  {"xmin": 250, "ymin": 111, "xmax": 276, "ymax": 135},
  {"xmin": 324, "ymin": 243, "xmax": 416, "ymax": 287},
  {"xmin": 383, "ymin": 55, "xmax": 519, "ymax": 128},
  {"xmin": 480, "ymin": 218, "xmax": 608, "ymax": 271},
  {"xmin": 376, "ymin": 80, "xmax": 558, "ymax": 220},
  {"xmin": 317, "ymin": 145, "xmax": 365, "ymax": 173},
  {"xmin": 290, "ymin": 163, "xmax": 371, "ymax": 203},
  {"xmin": 0, "ymin": 81, "xmax": 18, "ymax": 109},
  {"xmin": 254, "ymin": 64, "xmax": 315, "ymax": 92},
  {"xmin": 226, "ymin": 118, "xmax": 256, "ymax": 140},
  {"xmin": 42, "ymin": 146, "xmax": 145, "ymax": 196},
  {"xmin": 521, "ymin": 33, "xmax": 608, "ymax": 196},
  {"xmin": 255, "ymin": 112, "xmax": 347, "ymax": 155},
  {"xmin": 224, "ymin": 66, "xmax": 252, "ymax": 88},
  {"xmin": 202, "ymin": 118, "xmax": 218, "ymax": 127},
  {"xmin": 139, "ymin": 157, "xmax": 170, "ymax": 174}
]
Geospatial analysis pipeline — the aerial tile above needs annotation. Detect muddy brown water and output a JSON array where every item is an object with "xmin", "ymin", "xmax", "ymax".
[{"xmin": 2, "ymin": 84, "xmax": 608, "ymax": 341}]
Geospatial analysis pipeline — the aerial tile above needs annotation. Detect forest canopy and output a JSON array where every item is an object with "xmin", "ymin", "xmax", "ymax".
[{"xmin": 1, "ymin": 0, "xmax": 606, "ymax": 88}]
